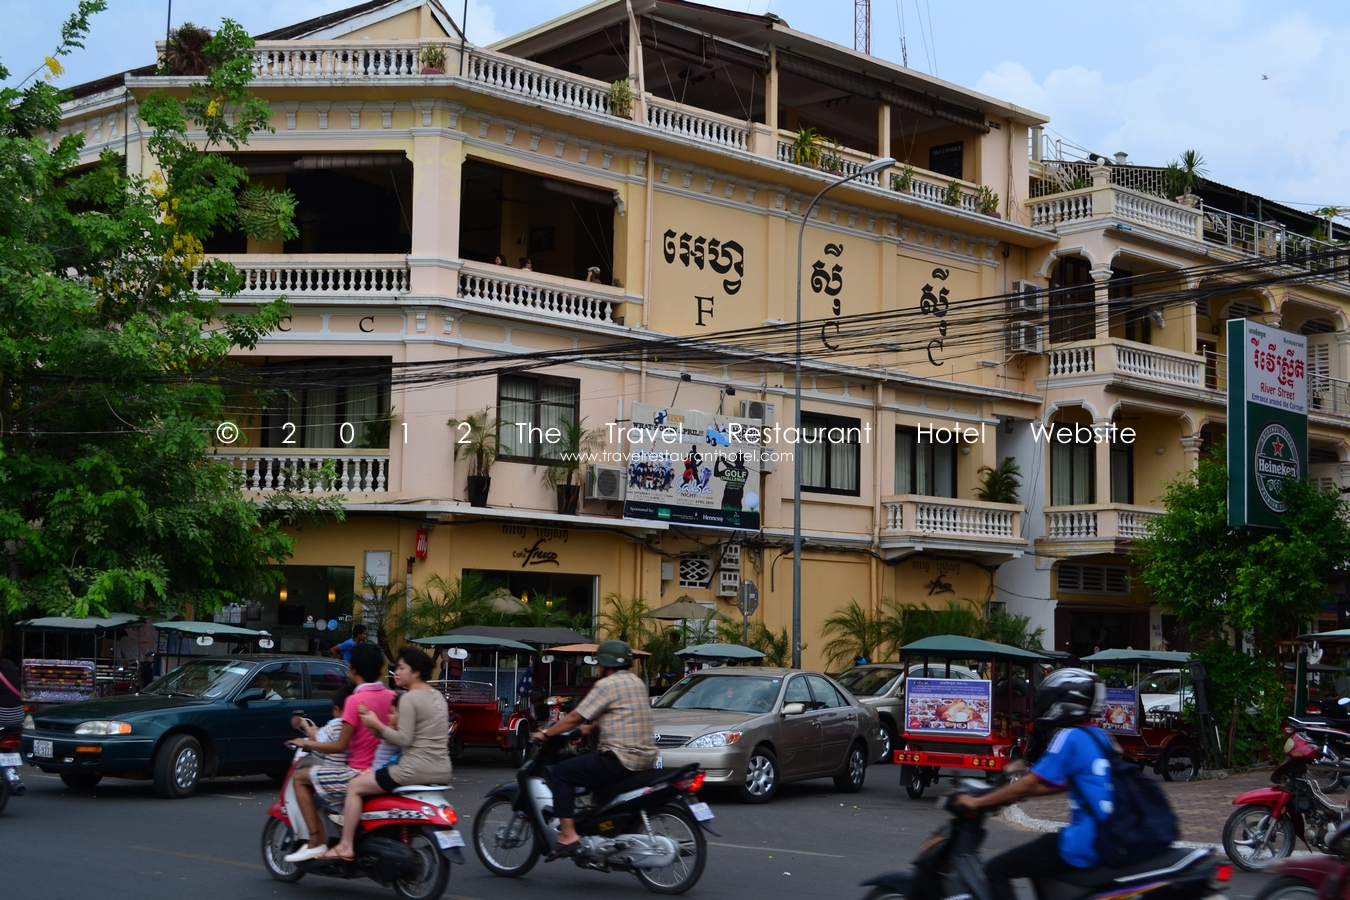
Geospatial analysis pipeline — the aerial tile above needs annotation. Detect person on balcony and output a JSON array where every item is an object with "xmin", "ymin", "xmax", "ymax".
[{"xmin": 584, "ymin": 266, "xmax": 602, "ymax": 283}]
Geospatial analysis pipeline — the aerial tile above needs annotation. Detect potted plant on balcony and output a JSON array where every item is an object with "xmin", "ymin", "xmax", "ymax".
[
  {"xmin": 608, "ymin": 78, "xmax": 634, "ymax": 118},
  {"xmin": 1163, "ymin": 149, "xmax": 1207, "ymax": 203},
  {"xmin": 976, "ymin": 185, "xmax": 1001, "ymax": 217},
  {"xmin": 788, "ymin": 126, "xmax": 822, "ymax": 168},
  {"xmin": 890, "ymin": 164, "xmax": 914, "ymax": 193},
  {"xmin": 540, "ymin": 417, "xmax": 605, "ymax": 515},
  {"xmin": 942, "ymin": 179, "xmax": 963, "ymax": 207},
  {"xmin": 162, "ymin": 23, "xmax": 213, "ymax": 76},
  {"xmin": 447, "ymin": 408, "xmax": 498, "ymax": 507},
  {"xmin": 819, "ymin": 139, "xmax": 846, "ymax": 176},
  {"xmin": 419, "ymin": 43, "xmax": 448, "ymax": 75},
  {"xmin": 974, "ymin": 457, "xmax": 1021, "ymax": 504}
]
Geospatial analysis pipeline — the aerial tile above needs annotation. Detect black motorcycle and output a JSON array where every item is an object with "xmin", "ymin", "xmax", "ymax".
[
  {"xmin": 860, "ymin": 781, "xmax": 1229, "ymax": 900},
  {"xmin": 0, "ymin": 726, "xmax": 24, "ymax": 813},
  {"xmin": 471, "ymin": 732, "xmax": 715, "ymax": 894}
]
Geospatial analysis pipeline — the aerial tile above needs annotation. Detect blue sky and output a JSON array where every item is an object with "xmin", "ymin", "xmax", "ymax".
[{"xmin": 3, "ymin": 0, "xmax": 1348, "ymax": 213}]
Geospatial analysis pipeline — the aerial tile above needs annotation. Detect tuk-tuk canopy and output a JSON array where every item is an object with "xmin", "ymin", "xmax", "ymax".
[
  {"xmin": 900, "ymin": 635, "xmax": 1050, "ymax": 662},
  {"xmin": 414, "ymin": 634, "xmax": 536, "ymax": 653},
  {"xmin": 546, "ymin": 643, "xmax": 652, "ymax": 657},
  {"xmin": 676, "ymin": 643, "xmax": 765, "ymax": 661},
  {"xmin": 1297, "ymin": 628, "xmax": 1350, "ymax": 643},
  {"xmin": 442, "ymin": 626, "xmax": 590, "ymax": 647},
  {"xmin": 18, "ymin": 612, "xmax": 145, "ymax": 632},
  {"xmin": 1082, "ymin": 649, "xmax": 1192, "ymax": 666},
  {"xmin": 153, "ymin": 620, "xmax": 264, "ymax": 639}
]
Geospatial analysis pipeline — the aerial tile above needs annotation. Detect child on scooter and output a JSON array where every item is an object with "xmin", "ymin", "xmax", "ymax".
[{"xmin": 292, "ymin": 685, "xmax": 354, "ymax": 766}]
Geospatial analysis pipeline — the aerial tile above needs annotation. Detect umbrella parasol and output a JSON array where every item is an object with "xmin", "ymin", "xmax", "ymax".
[
  {"xmin": 545, "ymin": 643, "xmax": 652, "ymax": 657},
  {"xmin": 481, "ymin": 587, "xmax": 529, "ymax": 616},
  {"xmin": 644, "ymin": 598, "xmax": 724, "ymax": 621}
]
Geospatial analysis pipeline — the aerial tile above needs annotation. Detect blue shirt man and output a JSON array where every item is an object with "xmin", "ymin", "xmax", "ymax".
[
  {"xmin": 1030, "ymin": 725, "xmax": 1115, "ymax": 867},
  {"xmin": 330, "ymin": 624, "xmax": 369, "ymax": 662}
]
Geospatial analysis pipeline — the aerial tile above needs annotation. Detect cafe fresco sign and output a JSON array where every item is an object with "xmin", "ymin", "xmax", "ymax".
[{"xmin": 1227, "ymin": 318, "xmax": 1308, "ymax": 529}]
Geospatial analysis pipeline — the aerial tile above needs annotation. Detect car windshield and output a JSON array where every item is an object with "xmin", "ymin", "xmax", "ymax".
[
  {"xmin": 836, "ymin": 667, "xmax": 903, "ymax": 696},
  {"xmin": 143, "ymin": 659, "xmax": 256, "ymax": 699},
  {"xmin": 655, "ymin": 675, "xmax": 781, "ymax": 713},
  {"xmin": 1136, "ymin": 672, "xmax": 1183, "ymax": 694}
]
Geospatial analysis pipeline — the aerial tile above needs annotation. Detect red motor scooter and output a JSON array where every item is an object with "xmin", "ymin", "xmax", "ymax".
[
  {"xmin": 1256, "ymin": 819, "xmax": 1350, "ymax": 899},
  {"xmin": 1223, "ymin": 732, "xmax": 1348, "ymax": 872},
  {"xmin": 260, "ymin": 746, "xmax": 464, "ymax": 899}
]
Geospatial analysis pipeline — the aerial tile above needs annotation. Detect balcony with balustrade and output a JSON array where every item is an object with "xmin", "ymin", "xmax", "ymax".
[
  {"xmin": 193, "ymin": 255, "xmax": 411, "ymax": 301},
  {"xmin": 214, "ymin": 448, "xmax": 394, "ymax": 496},
  {"xmin": 880, "ymin": 495, "xmax": 1027, "ymax": 564},
  {"xmin": 1042, "ymin": 337, "xmax": 1221, "ymax": 404},
  {"xmin": 1038, "ymin": 503, "xmax": 1164, "ymax": 556}
]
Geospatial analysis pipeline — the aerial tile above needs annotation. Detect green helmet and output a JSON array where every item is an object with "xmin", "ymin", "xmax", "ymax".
[{"xmin": 596, "ymin": 639, "xmax": 634, "ymax": 669}]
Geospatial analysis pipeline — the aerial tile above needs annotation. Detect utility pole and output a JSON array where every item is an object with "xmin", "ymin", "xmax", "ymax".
[{"xmin": 854, "ymin": 0, "xmax": 871, "ymax": 55}]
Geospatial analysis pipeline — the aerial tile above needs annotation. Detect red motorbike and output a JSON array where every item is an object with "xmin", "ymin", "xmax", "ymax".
[
  {"xmin": 259, "ymin": 747, "xmax": 465, "ymax": 899},
  {"xmin": 1224, "ymin": 733, "xmax": 1349, "ymax": 872},
  {"xmin": 1256, "ymin": 820, "xmax": 1350, "ymax": 899}
]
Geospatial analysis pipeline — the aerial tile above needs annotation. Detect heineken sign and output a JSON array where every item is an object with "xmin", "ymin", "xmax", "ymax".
[{"xmin": 1227, "ymin": 319, "xmax": 1308, "ymax": 529}]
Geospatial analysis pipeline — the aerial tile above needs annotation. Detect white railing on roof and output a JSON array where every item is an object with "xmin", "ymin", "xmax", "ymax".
[
  {"xmin": 249, "ymin": 42, "xmax": 421, "ymax": 79},
  {"xmin": 775, "ymin": 135, "xmax": 980, "ymax": 212},
  {"xmin": 458, "ymin": 264, "xmax": 617, "ymax": 324},
  {"xmin": 1113, "ymin": 189, "xmax": 1201, "ymax": 239},
  {"xmin": 195, "ymin": 255, "xmax": 409, "ymax": 297},
  {"xmin": 646, "ymin": 98, "xmax": 747, "ymax": 151},
  {"xmin": 464, "ymin": 50, "xmax": 612, "ymax": 116},
  {"xmin": 1030, "ymin": 189, "xmax": 1094, "ymax": 226}
]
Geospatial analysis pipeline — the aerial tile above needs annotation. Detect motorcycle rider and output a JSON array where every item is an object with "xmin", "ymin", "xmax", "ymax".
[
  {"xmin": 531, "ymin": 639, "xmax": 657, "ymax": 859},
  {"xmin": 952, "ymin": 668, "xmax": 1113, "ymax": 900}
]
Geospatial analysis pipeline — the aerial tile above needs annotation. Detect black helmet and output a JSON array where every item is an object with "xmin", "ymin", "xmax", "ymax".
[
  {"xmin": 596, "ymin": 640, "xmax": 634, "ymax": 669},
  {"xmin": 1033, "ymin": 668, "xmax": 1103, "ymax": 729}
]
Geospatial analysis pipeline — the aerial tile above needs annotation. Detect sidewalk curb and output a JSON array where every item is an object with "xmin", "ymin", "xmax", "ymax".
[{"xmin": 1004, "ymin": 804, "xmax": 1224, "ymax": 852}]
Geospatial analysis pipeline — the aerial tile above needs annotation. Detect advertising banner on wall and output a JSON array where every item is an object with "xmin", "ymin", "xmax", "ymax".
[
  {"xmin": 622, "ymin": 402, "xmax": 762, "ymax": 530},
  {"xmin": 904, "ymin": 678, "xmax": 993, "ymax": 738},
  {"xmin": 1096, "ymin": 688, "xmax": 1140, "ymax": 735},
  {"xmin": 1227, "ymin": 319, "xmax": 1308, "ymax": 529}
]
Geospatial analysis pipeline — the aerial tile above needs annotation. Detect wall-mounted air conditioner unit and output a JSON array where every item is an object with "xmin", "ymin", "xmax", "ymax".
[
  {"xmin": 1010, "ymin": 281, "xmax": 1045, "ymax": 314},
  {"xmin": 739, "ymin": 399, "xmax": 776, "ymax": 427},
  {"xmin": 1007, "ymin": 321, "xmax": 1043, "ymax": 354},
  {"xmin": 586, "ymin": 465, "xmax": 626, "ymax": 502}
]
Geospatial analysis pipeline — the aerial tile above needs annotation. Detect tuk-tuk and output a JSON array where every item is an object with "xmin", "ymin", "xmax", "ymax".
[
  {"xmin": 892, "ymin": 634, "xmax": 1049, "ymax": 799},
  {"xmin": 17, "ymin": 613, "xmax": 147, "ymax": 705},
  {"xmin": 152, "ymin": 620, "xmax": 273, "ymax": 673},
  {"xmin": 415, "ymin": 633, "xmax": 539, "ymax": 765},
  {"xmin": 1082, "ymin": 648, "xmax": 1200, "ymax": 782}
]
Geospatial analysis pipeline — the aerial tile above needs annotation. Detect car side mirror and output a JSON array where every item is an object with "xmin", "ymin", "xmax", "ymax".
[
  {"xmin": 236, "ymin": 687, "xmax": 266, "ymax": 704},
  {"xmin": 781, "ymin": 702, "xmax": 806, "ymax": 716},
  {"xmin": 650, "ymin": 696, "xmax": 660, "ymax": 707}
]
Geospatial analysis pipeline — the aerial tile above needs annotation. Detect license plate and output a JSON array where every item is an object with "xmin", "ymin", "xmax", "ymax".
[
  {"xmin": 434, "ymin": 830, "xmax": 465, "ymax": 850},
  {"xmin": 33, "ymin": 740, "xmax": 52, "ymax": 759},
  {"xmin": 688, "ymin": 801, "xmax": 715, "ymax": 822},
  {"xmin": 0, "ymin": 754, "xmax": 20, "ymax": 767}
]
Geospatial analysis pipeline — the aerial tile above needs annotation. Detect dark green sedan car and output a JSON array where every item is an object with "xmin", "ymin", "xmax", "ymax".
[{"xmin": 20, "ymin": 655, "xmax": 350, "ymax": 798}]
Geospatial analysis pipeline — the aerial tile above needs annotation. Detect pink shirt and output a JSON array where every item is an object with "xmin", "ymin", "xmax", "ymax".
[{"xmin": 344, "ymin": 682, "xmax": 395, "ymax": 770}]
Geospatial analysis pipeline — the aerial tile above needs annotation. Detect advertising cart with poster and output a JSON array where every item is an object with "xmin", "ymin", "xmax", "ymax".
[
  {"xmin": 622, "ymin": 403, "xmax": 763, "ymax": 530},
  {"xmin": 893, "ymin": 635, "xmax": 1048, "ymax": 799},
  {"xmin": 1084, "ymin": 648, "xmax": 1200, "ymax": 781}
]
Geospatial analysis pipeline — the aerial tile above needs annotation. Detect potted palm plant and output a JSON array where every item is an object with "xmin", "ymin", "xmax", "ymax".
[
  {"xmin": 419, "ymin": 43, "xmax": 448, "ymax": 75},
  {"xmin": 976, "ymin": 185, "xmax": 1000, "ymax": 217},
  {"xmin": 608, "ymin": 78, "xmax": 634, "ymax": 118},
  {"xmin": 974, "ymin": 457, "xmax": 1021, "ymax": 504},
  {"xmin": 890, "ymin": 164, "xmax": 914, "ymax": 193},
  {"xmin": 789, "ymin": 126, "xmax": 822, "ymax": 168},
  {"xmin": 942, "ymin": 179, "xmax": 964, "ymax": 207},
  {"xmin": 447, "ymin": 408, "xmax": 499, "ymax": 507},
  {"xmin": 540, "ymin": 417, "xmax": 605, "ymax": 515},
  {"xmin": 818, "ymin": 139, "xmax": 846, "ymax": 176},
  {"xmin": 162, "ymin": 23, "xmax": 213, "ymax": 76}
]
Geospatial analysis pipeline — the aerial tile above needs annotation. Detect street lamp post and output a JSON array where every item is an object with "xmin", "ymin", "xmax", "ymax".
[{"xmin": 792, "ymin": 157, "xmax": 896, "ymax": 668}]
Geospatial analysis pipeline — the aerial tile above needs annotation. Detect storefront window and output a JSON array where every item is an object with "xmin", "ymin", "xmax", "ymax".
[
  {"xmin": 467, "ymin": 570, "xmax": 596, "ymax": 627},
  {"xmin": 248, "ymin": 565, "xmax": 357, "ymax": 654}
]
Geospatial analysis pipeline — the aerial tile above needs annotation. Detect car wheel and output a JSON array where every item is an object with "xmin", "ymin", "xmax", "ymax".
[
  {"xmin": 834, "ymin": 742, "xmax": 867, "ymax": 793},
  {"xmin": 737, "ymin": 747, "xmax": 780, "ymax": 803},
  {"xmin": 153, "ymin": 734, "xmax": 203, "ymax": 799},
  {"xmin": 901, "ymin": 764, "xmax": 925, "ymax": 799},
  {"xmin": 1158, "ymin": 744, "xmax": 1200, "ymax": 782},
  {"xmin": 60, "ymin": 772, "xmax": 103, "ymax": 790},
  {"xmin": 878, "ymin": 720, "xmax": 898, "ymax": 764}
]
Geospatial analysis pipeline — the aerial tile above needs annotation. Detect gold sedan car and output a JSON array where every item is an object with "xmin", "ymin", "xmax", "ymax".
[{"xmin": 652, "ymin": 667, "xmax": 885, "ymax": 803}]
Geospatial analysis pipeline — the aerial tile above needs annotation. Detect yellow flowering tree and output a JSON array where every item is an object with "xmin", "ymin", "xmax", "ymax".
[{"xmin": 0, "ymin": 7, "xmax": 339, "ymax": 618}]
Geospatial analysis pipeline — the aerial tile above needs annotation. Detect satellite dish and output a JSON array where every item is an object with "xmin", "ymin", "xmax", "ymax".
[
  {"xmin": 1309, "ymin": 642, "xmax": 1325, "ymax": 666},
  {"xmin": 447, "ymin": 648, "xmax": 469, "ymax": 660},
  {"xmin": 258, "ymin": 638, "xmax": 275, "ymax": 650},
  {"xmin": 195, "ymin": 635, "xmax": 214, "ymax": 647},
  {"xmin": 540, "ymin": 654, "xmax": 555, "ymax": 664}
]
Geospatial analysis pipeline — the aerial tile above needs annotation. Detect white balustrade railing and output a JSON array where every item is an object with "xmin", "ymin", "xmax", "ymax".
[
  {"xmin": 776, "ymin": 139, "xmax": 979, "ymax": 210},
  {"xmin": 250, "ymin": 42, "xmax": 421, "ymax": 79},
  {"xmin": 1115, "ymin": 344, "xmax": 1201, "ymax": 387},
  {"xmin": 1048, "ymin": 345, "xmax": 1096, "ymax": 376},
  {"xmin": 1113, "ymin": 189, "xmax": 1200, "ymax": 239},
  {"xmin": 458, "ymin": 267, "xmax": 616, "ymax": 323},
  {"xmin": 882, "ymin": 497, "xmax": 1021, "ymax": 540},
  {"xmin": 1118, "ymin": 508, "xmax": 1162, "ymax": 539},
  {"xmin": 464, "ymin": 50, "xmax": 612, "ymax": 115},
  {"xmin": 219, "ymin": 451, "xmax": 390, "ymax": 492},
  {"xmin": 195, "ymin": 255, "xmax": 409, "ymax": 296},
  {"xmin": 647, "ymin": 99, "xmax": 747, "ymax": 151},
  {"xmin": 1030, "ymin": 190, "xmax": 1094, "ymax": 226},
  {"xmin": 1046, "ymin": 509, "xmax": 1097, "ymax": 539}
]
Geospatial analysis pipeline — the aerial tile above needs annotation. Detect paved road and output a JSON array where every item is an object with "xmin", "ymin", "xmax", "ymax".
[{"xmin": 7, "ymin": 757, "xmax": 1270, "ymax": 900}]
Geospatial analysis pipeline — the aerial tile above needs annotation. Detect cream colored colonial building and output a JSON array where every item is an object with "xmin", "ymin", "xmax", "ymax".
[{"xmin": 53, "ymin": 0, "xmax": 1350, "ymax": 664}]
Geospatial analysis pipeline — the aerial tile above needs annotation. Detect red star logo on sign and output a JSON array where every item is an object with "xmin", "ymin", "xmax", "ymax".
[{"xmin": 1272, "ymin": 437, "xmax": 1285, "ymax": 456}]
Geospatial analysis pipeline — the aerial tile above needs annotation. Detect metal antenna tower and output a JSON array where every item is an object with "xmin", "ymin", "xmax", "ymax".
[{"xmin": 854, "ymin": 0, "xmax": 871, "ymax": 54}]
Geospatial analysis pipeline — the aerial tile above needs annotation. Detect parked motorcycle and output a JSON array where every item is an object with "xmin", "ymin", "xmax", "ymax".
[
  {"xmin": 1255, "ymin": 819, "xmax": 1350, "ymax": 899},
  {"xmin": 471, "ymin": 731, "xmax": 715, "ymax": 894},
  {"xmin": 860, "ymin": 780, "xmax": 1229, "ymax": 900},
  {"xmin": 259, "ymin": 745, "xmax": 464, "ymax": 899},
  {"xmin": 0, "ymin": 726, "xmax": 25, "ymax": 814},
  {"xmin": 1284, "ymin": 717, "xmax": 1350, "ymax": 791},
  {"xmin": 1223, "ymin": 732, "xmax": 1349, "ymax": 871}
]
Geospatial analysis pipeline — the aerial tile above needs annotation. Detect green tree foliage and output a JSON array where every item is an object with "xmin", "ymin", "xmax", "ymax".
[
  {"xmin": 1133, "ymin": 453, "xmax": 1350, "ymax": 645},
  {"xmin": 974, "ymin": 457, "xmax": 1022, "ymax": 504},
  {"xmin": 820, "ymin": 599, "xmax": 896, "ymax": 671},
  {"xmin": 816, "ymin": 597, "xmax": 1044, "ymax": 670},
  {"xmin": 405, "ymin": 572, "xmax": 491, "ymax": 638},
  {"xmin": 355, "ymin": 575, "xmax": 405, "ymax": 663},
  {"xmin": 0, "ymin": 10, "xmax": 340, "ymax": 619}
]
